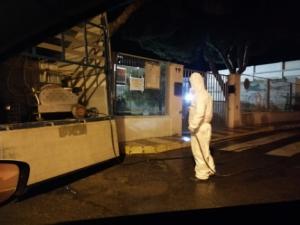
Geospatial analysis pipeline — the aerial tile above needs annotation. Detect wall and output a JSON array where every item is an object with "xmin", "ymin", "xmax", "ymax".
[
  {"xmin": 115, "ymin": 116, "xmax": 173, "ymax": 142},
  {"xmin": 227, "ymin": 73, "xmax": 241, "ymax": 128},
  {"xmin": 167, "ymin": 63, "xmax": 183, "ymax": 135},
  {"xmin": 242, "ymin": 111, "xmax": 300, "ymax": 126}
]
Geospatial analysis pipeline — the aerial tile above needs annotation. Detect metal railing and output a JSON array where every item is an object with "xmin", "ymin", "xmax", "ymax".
[
  {"xmin": 241, "ymin": 74, "xmax": 300, "ymax": 112},
  {"xmin": 182, "ymin": 69, "xmax": 228, "ymax": 130}
]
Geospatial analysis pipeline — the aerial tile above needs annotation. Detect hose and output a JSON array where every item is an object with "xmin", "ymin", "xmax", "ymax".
[
  {"xmin": 122, "ymin": 133, "xmax": 285, "ymax": 177},
  {"xmin": 194, "ymin": 134, "xmax": 234, "ymax": 177},
  {"xmin": 193, "ymin": 134, "xmax": 291, "ymax": 177}
]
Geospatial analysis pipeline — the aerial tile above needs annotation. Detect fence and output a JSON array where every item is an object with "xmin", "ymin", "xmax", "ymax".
[{"xmin": 240, "ymin": 74, "xmax": 300, "ymax": 112}]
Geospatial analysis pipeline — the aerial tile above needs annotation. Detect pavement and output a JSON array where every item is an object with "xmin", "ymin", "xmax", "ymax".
[
  {"xmin": 1, "ymin": 121, "xmax": 300, "ymax": 225},
  {"xmin": 121, "ymin": 121, "xmax": 300, "ymax": 155}
]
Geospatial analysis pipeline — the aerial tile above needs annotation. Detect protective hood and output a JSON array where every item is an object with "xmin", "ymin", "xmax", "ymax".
[{"xmin": 189, "ymin": 72, "xmax": 205, "ymax": 93}]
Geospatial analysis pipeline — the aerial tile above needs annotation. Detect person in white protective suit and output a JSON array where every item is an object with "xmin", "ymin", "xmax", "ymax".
[{"xmin": 188, "ymin": 72, "xmax": 216, "ymax": 180}]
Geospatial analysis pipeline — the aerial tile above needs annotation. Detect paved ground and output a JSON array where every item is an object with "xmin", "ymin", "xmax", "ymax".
[
  {"xmin": 122, "ymin": 121, "xmax": 300, "ymax": 154},
  {"xmin": 1, "ymin": 126, "xmax": 300, "ymax": 224}
]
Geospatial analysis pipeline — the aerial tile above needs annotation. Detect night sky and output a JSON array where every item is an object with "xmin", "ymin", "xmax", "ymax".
[
  {"xmin": 109, "ymin": 0, "xmax": 300, "ymax": 70},
  {"xmin": 0, "ymin": 0, "xmax": 300, "ymax": 70}
]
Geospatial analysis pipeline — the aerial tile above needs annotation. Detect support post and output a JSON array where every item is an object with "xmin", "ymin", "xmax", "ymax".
[{"xmin": 227, "ymin": 73, "xmax": 241, "ymax": 128}]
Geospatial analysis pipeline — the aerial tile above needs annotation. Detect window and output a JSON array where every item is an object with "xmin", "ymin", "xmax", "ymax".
[{"xmin": 114, "ymin": 54, "xmax": 166, "ymax": 116}]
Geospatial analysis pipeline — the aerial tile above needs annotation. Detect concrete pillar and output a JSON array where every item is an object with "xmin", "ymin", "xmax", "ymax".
[
  {"xmin": 167, "ymin": 63, "xmax": 183, "ymax": 136},
  {"xmin": 227, "ymin": 73, "xmax": 241, "ymax": 128}
]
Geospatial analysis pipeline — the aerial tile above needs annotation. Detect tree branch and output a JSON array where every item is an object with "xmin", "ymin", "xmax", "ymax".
[
  {"xmin": 207, "ymin": 56, "xmax": 219, "ymax": 76},
  {"xmin": 242, "ymin": 44, "xmax": 249, "ymax": 68},
  {"xmin": 237, "ymin": 44, "xmax": 249, "ymax": 74},
  {"xmin": 237, "ymin": 45, "xmax": 242, "ymax": 69},
  {"xmin": 226, "ymin": 45, "xmax": 235, "ymax": 73},
  {"xmin": 206, "ymin": 54, "xmax": 227, "ymax": 97},
  {"xmin": 206, "ymin": 41, "xmax": 235, "ymax": 73},
  {"xmin": 109, "ymin": 0, "xmax": 144, "ymax": 37}
]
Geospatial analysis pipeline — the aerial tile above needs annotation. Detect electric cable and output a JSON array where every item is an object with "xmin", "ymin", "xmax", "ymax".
[
  {"xmin": 122, "ymin": 155, "xmax": 193, "ymax": 166},
  {"xmin": 121, "ymin": 152, "xmax": 287, "ymax": 177},
  {"xmin": 107, "ymin": 115, "xmax": 118, "ymax": 158},
  {"xmin": 90, "ymin": 111, "xmax": 118, "ymax": 158}
]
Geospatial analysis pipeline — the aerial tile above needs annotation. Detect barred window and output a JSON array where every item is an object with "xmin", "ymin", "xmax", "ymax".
[{"xmin": 114, "ymin": 54, "xmax": 167, "ymax": 116}]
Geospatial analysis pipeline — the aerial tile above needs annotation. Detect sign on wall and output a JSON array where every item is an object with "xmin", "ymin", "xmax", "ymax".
[
  {"xmin": 116, "ymin": 67, "xmax": 126, "ymax": 84},
  {"xmin": 130, "ymin": 77, "xmax": 144, "ymax": 91},
  {"xmin": 145, "ymin": 62, "xmax": 160, "ymax": 89}
]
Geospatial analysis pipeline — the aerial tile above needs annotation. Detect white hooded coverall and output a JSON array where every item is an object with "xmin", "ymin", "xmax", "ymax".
[{"xmin": 188, "ymin": 72, "xmax": 215, "ymax": 180}]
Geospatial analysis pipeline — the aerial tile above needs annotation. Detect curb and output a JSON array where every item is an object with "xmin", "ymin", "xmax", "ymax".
[{"xmin": 122, "ymin": 137, "xmax": 190, "ymax": 155}]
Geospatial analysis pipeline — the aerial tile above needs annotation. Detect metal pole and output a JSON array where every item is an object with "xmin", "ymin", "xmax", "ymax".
[
  {"xmin": 290, "ymin": 82, "xmax": 293, "ymax": 111},
  {"xmin": 102, "ymin": 13, "xmax": 114, "ymax": 116},
  {"xmin": 60, "ymin": 32, "xmax": 66, "ymax": 61},
  {"xmin": 83, "ymin": 22, "xmax": 89, "ymax": 64},
  {"xmin": 267, "ymin": 79, "xmax": 271, "ymax": 110}
]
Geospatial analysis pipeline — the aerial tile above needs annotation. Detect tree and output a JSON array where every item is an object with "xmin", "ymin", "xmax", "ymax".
[
  {"xmin": 204, "ymin": 35, "xmax": 249, "ymax": 75},
  {"xmin": 202, "ymin": 32, "xmax": 250, "ymax": 96},
  {"xmin": 110, "ymin": 0, "xmax": 300, "ymax": 75},
  {"xmin": 108, "ymin": 0, "xmax": 145, "ymax": 37}
]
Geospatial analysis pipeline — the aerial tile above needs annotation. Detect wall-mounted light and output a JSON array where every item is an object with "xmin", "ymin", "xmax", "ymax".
[{"xmin": 184, "ymin": 92, "xmax": 193, "ymax": 102}]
